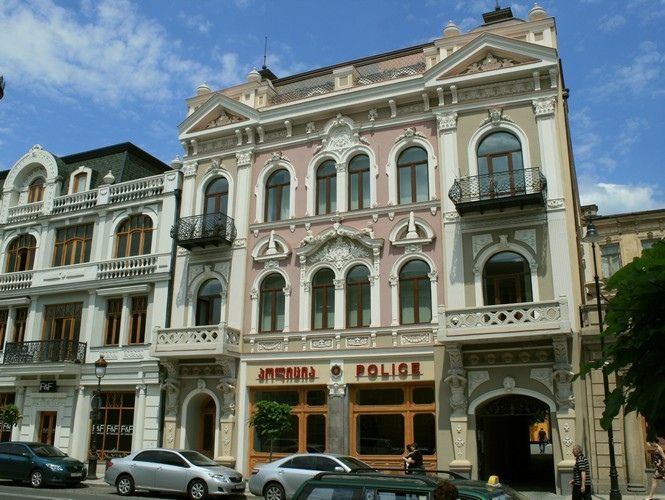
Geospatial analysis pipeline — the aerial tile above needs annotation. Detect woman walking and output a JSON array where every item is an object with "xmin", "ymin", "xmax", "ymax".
[{"xmin": 647, "ymin": 439, "xmax": 665, "ymax": 500}]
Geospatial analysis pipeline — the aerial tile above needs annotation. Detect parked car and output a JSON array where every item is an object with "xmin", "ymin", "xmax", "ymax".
[
  {"xmin": 104, "ymin": 448, "xmax": 245, "ymax": 499},
  {"xmin": 0, "ymin": 441, "xmax": 87, "ymax": 487},
  {"xmin": 293, "ymin": 470, "xmax": 528, "ymax": 500},
  {"xmin": 249, "ymin": 453, "xmax": 373, "ymax": 500}
]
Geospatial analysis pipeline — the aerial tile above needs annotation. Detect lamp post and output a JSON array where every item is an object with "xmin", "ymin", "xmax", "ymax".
[
  {"xmin": 88, "ymin": 354, "xmax": 107, "ymax": 480},
  {"xmin": 582, "ymin": 220, "xmax": 622, "ymax": 499}
]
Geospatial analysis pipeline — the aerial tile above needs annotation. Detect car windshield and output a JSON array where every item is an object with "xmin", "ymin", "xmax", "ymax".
[
  {"xmin": 180, "ymin": 450, "xmax": 218, "ymax": 466},
  {"xmin": 27, "ymin": 444, "xmax": 67, "ymax": 457},
  {"xmin": 336, "ymin": 456, "xmax": 373, "ymax": 470}
]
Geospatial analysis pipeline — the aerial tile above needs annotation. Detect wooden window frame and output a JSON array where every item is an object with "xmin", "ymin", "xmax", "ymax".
[
  {"xmin": 115, "ymin": 215, "xmax": 153, "ymax": 258},
  {"xmin": 43, "ymin": 303, "xmax": 82, "ymax": 341},
  {"xmin": 346, "ymin": 267, "xmax": 370, "ymax": 328},
  {"xmin": 39, "ymin": 411, "xmax": 57, "ymax": 446},
  {"xmin": 316, "ymin": 161, "xmax": 336, "ymax": 215},
  {"xmin": 0, "ymin": 393, "xmax": 15, "ymax": 441},
  {"xmin": 477, "ymin": 132, "xmax": 525, "ymax": 197},
  {"xmin": 0, "ymin": 310, "xmax": 7, "ymax": 351},
  {"xmin": 396, "ymin": 148, "xmax": 428, "ymax": 204},
  {"xmin": 398, "ymin": 262, "xmax": 431, "ymax": 325},
  {"xmin": 259, "ymin": 274, "xmax": 285, "ymax": 333},
  {"xmin": 13, "ymin": 308, "xmax": 27, "ymax": 343},
  {"xmin": 6, "ymin": 234, "xmax": 37, "ymax": 273},
  {"xmin": 482, "ymin": 252, "xmax": 531, "ymax": 306},
  {"xmin": 348, "ymin": 155, "xmax": 370, "ymax": 211},
  {"xmin": 28, "ymin": 177, "xmax": 45, "ymax": 204},
  {"xmin": 264, "ymin": 170, "xmax": 290, "ymax": 222},
  {"xmin": 104, "ymin": 298, "xmax": 123, "ymax": 345},
  {"xmin": 90, "ymin": 392, "xmax": 135, "ymax": 461},
  {"xmin": 312, "ymin": 270, "xmax": 335, "ymax": 330},
  {"xmin": 128, "ymin": 296, "xmax": 147, "ymax": 344},
  {"xmin": 73, "ymin": 172, "xmax": 87, "ymax": 193},
  {"xmin": 196, "ymin": 280, "xmax": 222, "ymax": 326},
  {"xmin": 52, "ymin": 223, "xmax": 94, "ymax": 267},
  {"xmin": 204, "ymin": 178, "xmax": 229, "ymax": 215}
]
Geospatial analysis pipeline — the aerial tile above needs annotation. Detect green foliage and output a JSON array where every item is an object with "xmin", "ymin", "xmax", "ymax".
[
  {"xmin": 579, "ymin": 241, "xmax": 665, "ymax": 438},
  {"xmin": 0, "ymin": 404, "xmax": 23, "ymax": 427},
  {"xmin": 249, "ymin": 400, "xmax": 293, "ymax": 460}
]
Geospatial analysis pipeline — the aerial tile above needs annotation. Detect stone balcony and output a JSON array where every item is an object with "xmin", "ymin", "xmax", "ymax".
[
  {"xmin": 243, "ymin": 324, "xmax": 436, "ymax": 354},
  {"xmin": 438, "ymin": 298, "xmax": 570, "ymax": 343},
  {"xmin": 152, "ymin": 324, "xmax": 241, "ymax": 359}
]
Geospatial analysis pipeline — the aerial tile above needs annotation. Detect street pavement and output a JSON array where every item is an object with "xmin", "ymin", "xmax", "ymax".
[{"xmin": 0, "ymin": 479, "xmax": 656, "ymax": 499}]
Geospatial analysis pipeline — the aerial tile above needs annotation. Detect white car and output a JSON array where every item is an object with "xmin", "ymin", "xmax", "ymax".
[
  {"xmin": 248, "ymin": 453, "xmax": 372, "ymax": 500},
  {"xmin": 104, "ymin": 448, "xmax": 246, "ymax": 499}
]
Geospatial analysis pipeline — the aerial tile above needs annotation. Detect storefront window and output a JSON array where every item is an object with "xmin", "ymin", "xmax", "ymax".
[
  {"xmin": 356, "ymin": 414, "xmax": 404, "ymax": 455},
  {"xmin": 412, "ymin": 387, "xmax": 434, "ymax": 404},
  {"xmin": 0, "ymin": 393, "xmax": 15, "ymax": 442},
  {"xmin": 254, "ymin": 390, "xmax": 299, "ymax": 406},
  {"xmin": 306, "ymin": 414, "xmax": 326, "ymax": 453},
  {"xmin": 357, "ymin": 388, "xmax": 404, "ymax": 405},
  {"xmin": 413, "ymin": 413, "xmax": 436, "ymax": 455},
  {"xmin": 253, "ymin": 414, "xmax": 299, "ymax": 453},
  {"xmin": 89, "ymin": 392, "xmax": 135, "ymax": 461},
  {"xmin": 306, "ymin": 390, "xmax": 326, "ymax": 406}
]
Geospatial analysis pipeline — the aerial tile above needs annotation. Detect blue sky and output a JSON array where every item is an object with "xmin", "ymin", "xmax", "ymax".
[{"xmin": 0, "ymin": 0, "xmax": 663, "ymax": 215}]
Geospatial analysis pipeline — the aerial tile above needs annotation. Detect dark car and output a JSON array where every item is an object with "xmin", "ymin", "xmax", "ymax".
[{"xmin": 0, "ymin": 441, "xmax": 87, "ymax": 487}]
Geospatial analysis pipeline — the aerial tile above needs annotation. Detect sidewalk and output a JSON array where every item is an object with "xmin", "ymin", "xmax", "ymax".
[{"xmin": 521, "ymin": 494, "xmax": 652, "ymax": 500}]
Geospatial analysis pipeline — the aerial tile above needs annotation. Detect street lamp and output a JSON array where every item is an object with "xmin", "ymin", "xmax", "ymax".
[
  {"xmin": 582, "ymin": 220, "xmax": 621, "ymax": 500},
  {"xmin": 88, "ymin": 354, "xmax": 107, "ymax": 480}
]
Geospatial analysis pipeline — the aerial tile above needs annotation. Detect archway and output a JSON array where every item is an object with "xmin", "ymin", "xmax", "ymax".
[
  {"xmin": 183, "ymin": 393, "xmax": 218, "ymax": 458},
  {"xmin": 475, "ymin": 394, "xmax": 554, "ymax": 492}
]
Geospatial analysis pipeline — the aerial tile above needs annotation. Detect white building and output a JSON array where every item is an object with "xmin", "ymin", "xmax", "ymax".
[{"xmin": 0, "ymin": 142, "xmax": 180, "ymax": 474}]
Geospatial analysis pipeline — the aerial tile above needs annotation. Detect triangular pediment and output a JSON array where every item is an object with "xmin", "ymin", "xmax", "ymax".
[
  {"xmin": 424, "ymin": 33, "xmax": 558, "ymax": 86},
  {"xmin": 179, "ymin": 94, "xmax": 259, "ymax": 136}
]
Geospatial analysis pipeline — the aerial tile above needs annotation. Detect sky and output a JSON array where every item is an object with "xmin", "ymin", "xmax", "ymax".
[{"xmin": 0, "ymin": 0, "xmax": 663, "ymax": 216}]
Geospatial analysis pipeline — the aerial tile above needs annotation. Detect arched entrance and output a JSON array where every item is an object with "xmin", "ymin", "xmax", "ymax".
[
  {"xmin": 183, "ymin": 392, "xmax": 218, "ymax": 458},
  {"xmin": 476, "ymin": 394, "xmax": 554, "ymax": 492}
]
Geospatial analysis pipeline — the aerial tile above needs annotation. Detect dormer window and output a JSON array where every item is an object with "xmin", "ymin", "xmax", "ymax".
[
  {"xmin": 73, "ymin": 172, "xmax": 87, "ymax": 193},
  {"xmin": 28, "ymin": 177, "xmax": 45, "ymax": 203}
]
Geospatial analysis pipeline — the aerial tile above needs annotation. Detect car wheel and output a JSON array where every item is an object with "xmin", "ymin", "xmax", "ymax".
[
  {"xmin": 188, "ymin": 478, "xmax": 208, "ymax": 500},
  {"xmin": 264, "ymin": 481, "xmax": 285, "ymax": 500},
  {"xmin": 30, "ymin": 469, "xmax": 44, "ymax": 488},
  {"xmin": 116, "ymin": 474, "xmax": 135, "ymax": 496}
]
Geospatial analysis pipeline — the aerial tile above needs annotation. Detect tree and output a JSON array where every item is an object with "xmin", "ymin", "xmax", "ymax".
[
  {"xmin": 249, "ymin": 400, "xmax": 293, "ymax": 461},
  {"xmin": 0, "ymin": 404, "xmax": 23, "ymax": 429},
  {"xmin": 580, "ymin": 240, "xmax": 665, "ymax": 438}
]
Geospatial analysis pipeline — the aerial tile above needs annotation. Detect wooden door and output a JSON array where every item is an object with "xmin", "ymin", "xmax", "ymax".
[
  {"xmin": 39, "ymin": 412, "xmax": 57, "ymax": 445},
  {"xmin": 199, "ymin": 398, "xmax": 215, "ymax": 458}
]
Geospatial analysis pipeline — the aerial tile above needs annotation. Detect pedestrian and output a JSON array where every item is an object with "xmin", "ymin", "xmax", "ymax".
[
  {"xmin": 647, "ymin": 438, "xmax": 665, "ymax": 500},
  {"xmin": 569, "ymin": 444, "xmax": 592, "ymax": 500},
  {"xmin": 403, "ymin": 442, "xmax": 424, "ymax": 474},
  {"xmin": 538, "ymin": 429, "xmax": 548, "ymax": 454}
]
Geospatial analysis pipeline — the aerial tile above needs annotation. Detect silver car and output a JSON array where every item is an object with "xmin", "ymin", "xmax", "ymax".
[
  {"xmin": 248, "ymin": 453, "xmax": 372, "ymax": 500},
  {"xmin": 104, "ymin": 448, "xmax": 246, "ymax": 499}
]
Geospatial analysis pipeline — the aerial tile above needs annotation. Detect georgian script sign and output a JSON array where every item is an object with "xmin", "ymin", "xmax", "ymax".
[
  {"xmin": 356, "ymin": 362, "xmax": 422, "ymax": 379},
  {"xmin": 258, "ymin": 366, "xmax": 316, "ymax": 381}
]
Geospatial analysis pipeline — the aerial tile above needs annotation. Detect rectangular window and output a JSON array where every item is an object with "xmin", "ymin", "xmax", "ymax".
[
  {"xmin": 43, "ymin": 303, "xmax": 82, "ymax": 341},
  {"xmin": 105, "ymin": 298, "xmax": 123, "ymax": 346},
  {"xmin": 641, "ymin": 238, "xmax": 660, "ymax": 251},
  {"xmin": 600, "ymin": 243, "xmax": 622, "ymax": 278},
  {"xmin": 52, "ymin": 223, "xmax": 94, "ymax": 267},
  {"xmin": 128, "ymin": 296, "xmax": 147, "ymax": 344},
  {"xmin": 0, "ymin": 310, "xmax": 7, "ymax": 351},
  {"xmin": 0, "ymin": 393, "xmax": 15, "ymax": 442},
  {"xmin": 90, "ymin": 392, "xmax": 135, "ymax": 461},
  {"xmin": 13, "ymin": 308, "xmax": 27, "ymax": 343}
]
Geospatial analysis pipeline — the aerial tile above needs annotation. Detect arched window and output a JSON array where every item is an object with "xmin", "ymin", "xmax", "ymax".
[
  {"xmin": 265, "ymin": 169, "xmax": 291, "ymax": 222},
  {"xmin": 346, "ymin": 265, "xmax": 370, "ymax": 328},
  {"xmin": 72, "ymin": 172, "xmax": 87, "ymax": 193},
  {"xmin": 316, "ymin": 160, "xmax": 337, "ymax": 215},
  {"xmin": 115, "ymin": 215, "xmax": 153, "ymax": 258},
  {"xmin": 6, "ymin": 234, "xmax": 37, "ymax": 272},
  {"xmin": 28, "ymin": 177, "xmax": 45, "ymax": 203},
  {"xmin": 483, "ymin": 251, "xmax": 532, "ymax": 305},
  {"xmin": 477, "ymin": 132, "xmax": 525, "ymax": 197},
  {"xmin": 204, "ymin": 177, "xmax": 229, "ymax": 215},
  {"xmin": 259, "ymin": 274, "xmax": 285, "ymax": 333},
  {"xmin": 312, "ymin": 268, "xmax": 335, "ymax": 330},
  {"xmin": 399, "ymin": 260, "xmax": 432, "ymax": 324},
  {"xmin": 397, "ymin": 147, "xmax": 428, "ymax": 204},
  {"xmin": 196, "ymin": 279, "xmax": 223, "ymax": 326},
  {"xmin": 348, "ymin": 154, "xmax": 370, "ymax": 211}
]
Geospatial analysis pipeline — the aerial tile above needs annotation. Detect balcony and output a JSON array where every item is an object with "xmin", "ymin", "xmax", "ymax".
[
  {"xmin": 448, "ymin": 168, "xmax": 546, "ymax": 215},
  {"xmin": 171, "ymin": 213, "xmax": 236, "ymax": 249},
  {"xmin": 0, "ymin": 271, "xmax": 33, "ymax": 292},
  {"xmin": 2, "ymin": 340, "xmax": 87, "ymax": 375},
  {"xmin": 438, "ymin": 299, "xmax": 569, "ymax": 343},
  {"xmin": 152, "ymin": 325, "xmax": 240, "ymax": 358}
]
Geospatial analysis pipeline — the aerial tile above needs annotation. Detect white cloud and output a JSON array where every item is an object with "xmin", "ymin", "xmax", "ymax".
[
  {"xmin": 616, "ymin": 117, "xmax": 649, "ymax": 155},
  {"xmin": 0, "ymin": 0, "xmax": 219, "ymax": 104},
  {"xmin": 579, "ymin": 178, "xmax": 663, "ymax": 215},
  {"xmin": 179, "ymin": 12, "xmax": 212, "ymax": 34},
  {"xmin": 598, "ymin": 14, "xmax": 625, "ymax": 32}
]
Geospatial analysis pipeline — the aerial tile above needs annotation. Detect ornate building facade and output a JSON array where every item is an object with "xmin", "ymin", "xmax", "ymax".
[
  {"xmin": 169, "ymin": 4, "xmax": 584, "ymax": 494},
  {"xmin": 0, "ymin": 143, "xmax": 180, "ymax": 475}
]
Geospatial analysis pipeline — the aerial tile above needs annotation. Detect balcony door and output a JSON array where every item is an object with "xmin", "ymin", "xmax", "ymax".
[
  {"xmin": 483, "ymin": 252, "xmax": 532, "ymax": 306},
  {"xmin": 477, "ymin": 132, "xmax": 525, "ymax": 198},
  {"xmin": 39, "ymin": 412, "xmax": 57, "ymax": 445},
  {"xmin": 43, "ymin": 303, "xmax": 82, "ymax": 342}
]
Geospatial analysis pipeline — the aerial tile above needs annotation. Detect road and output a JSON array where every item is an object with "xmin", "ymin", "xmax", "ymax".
[{"xmin": 0, "ymin": 480, "xmax": 262, "ymax": 499}]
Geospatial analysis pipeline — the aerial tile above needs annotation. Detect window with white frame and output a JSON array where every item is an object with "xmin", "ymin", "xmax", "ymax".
[
  {"xmin": 316, "ymin": 160, "xmax": 337, "ymax": 215},
  {"xmin": 259, "ymin": 273, "xmax": 285, "ymax": 333},
  {"xmin": 348, "ymin": 154, "xmax": 370, "ymax": 211},
  {"xmin": 397, "ymin": 147, "xmax": 428, "ymax": 204},
  {"xmin": 346, "ymin": 265, "xmax": 370, "ymax": 328},
  {"xmin": 265, "ymin": 169, "xmax": 291, "ymax": 222},
  {"xmin": 312, "ymin": 268, "xmax": 335, "ymax": 330},
  {"xmin": 483, "ymin": 251, "xmax": 532, "ymax": 305},
  {"xmin": 600, "ymin": 243, "xmax": 622, "ymax": 278},
  {"xmin": 399, "ymin": 260, "xmax": 431, "ymax": 324}
]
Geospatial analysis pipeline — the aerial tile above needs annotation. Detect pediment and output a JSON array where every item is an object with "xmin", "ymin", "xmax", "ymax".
[
  {"xmin": 179, "ymin": 94, "xmax": 259, "ymax": 135},
  {"xmin": 424, "ymin": 33, "xmax": 558, "ymax": 86},
  {"xmin": 296, "ymin": 223, "xmax": 384, "ymax": 269}
]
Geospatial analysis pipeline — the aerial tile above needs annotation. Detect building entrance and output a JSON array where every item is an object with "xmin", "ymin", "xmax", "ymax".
[{"xmin": 476, "ymin": 394, "xmax": 554, "ymax": 492}]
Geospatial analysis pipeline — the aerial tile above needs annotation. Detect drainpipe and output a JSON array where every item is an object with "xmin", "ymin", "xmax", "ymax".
[{"xmin": 157, "ymin": 185, "xmax": 182, "ymax": 447}]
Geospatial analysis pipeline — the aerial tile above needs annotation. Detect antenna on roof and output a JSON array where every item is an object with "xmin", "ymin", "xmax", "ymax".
[
  {"xmin": 263, "ymin": 36, "xmax": 268, "ymax": 70},
  {"xmin": 495, "ymin": 0, "xmax": 501, "ymax": 10}
]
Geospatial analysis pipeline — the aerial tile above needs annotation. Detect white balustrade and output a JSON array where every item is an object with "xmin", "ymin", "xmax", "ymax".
[
  {"xmin": 0, "ymin": 271, "xmax": 33, "ymax": 291},
  {"xmin": 7, "ymin": 202, "xmax": 42, "ymax": 223},
  {"xmin": 153, "ymin": 325, "xmax": 240, "ymax": 357},
  {"xmin": 52, "ymin": 190, "xmax": 98, "ymax": 214},
  {"xmin": 109, "ymin": 175, "xmax": 164, "ymax": 204},
  {"xmin": 97, "ymin": 256, "xmax": 157, "ymax": 280}
]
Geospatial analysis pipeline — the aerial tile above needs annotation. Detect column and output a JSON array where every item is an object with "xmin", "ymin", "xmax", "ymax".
[
  {"xmin": 11, "ymin": 386, "xmax": 26, "ymax": 441},
  {"xmin": 118, "ymin": 295, "xmax": 130, "ymax": 347},
  {"xmin": 234, "ymin": 360, "xmax": 249, "ymax": 473},
  {"xmin": 217, "ymin": 376, "xmax": 236, "ymax": 465},
  {"xmin": 25, "ymin": 298, "xmax": 39, "ymax": 342},
  {"xmin": 180, "ymin": 161, "xmax": 198, "ymax": 218},
  {"xmin": 336, "ymin": 162, "xmax": 348, "ymax": 212},
  {"xmin": 389, "ymin": 275, "xmax": 399, "ymax": 326},
  {"xmin": 327, "ymin": 383, "xmax": 348, "ymax": 454},
  {"xmin": 333, "ymin": 279, "xmax": 345, "ymax": 329},
  {"xmin": 132, "ymin": 384, "xmax": 147, "ymax": 451},
  {"xmin": 533, "ymin": 97, "xmax": 562, "ymax": 200},
  {"xmin": 369, "ymin": 275, "xmax": 380, "ymax": 327},
  {"xmin": 624, "ymin": 411, "xmax": 647, "ymax": 492},
  {"xmin": 83, "ymin": 291, "xmax": 97, "ymax": 346},
  {"xmin": 69, "ymin": 386, "xmax": 88, "ymax": 461},
  {"xmin": 92, "ymin": 212, "xmax": 109, "ymax": 262},
  {"xmin": 161, "ymin": 360, "xmax": 179, "ymax": 449},
  {"xmin": 443, "ymin": 345, "xmax": 471, "ymax": 475}
]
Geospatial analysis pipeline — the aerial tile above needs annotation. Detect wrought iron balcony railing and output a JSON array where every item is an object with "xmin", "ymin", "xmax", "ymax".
[
  {"xmin": 3, "ymin": 340, "xmax": 87, "ymax": 365},
  {"xmin": 171, "ymin": 212, "xmax": 236, "ymax": 249},
  {"xmin": 448, "ymin": 168, "xmax": 547, "ymax": 215}
]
